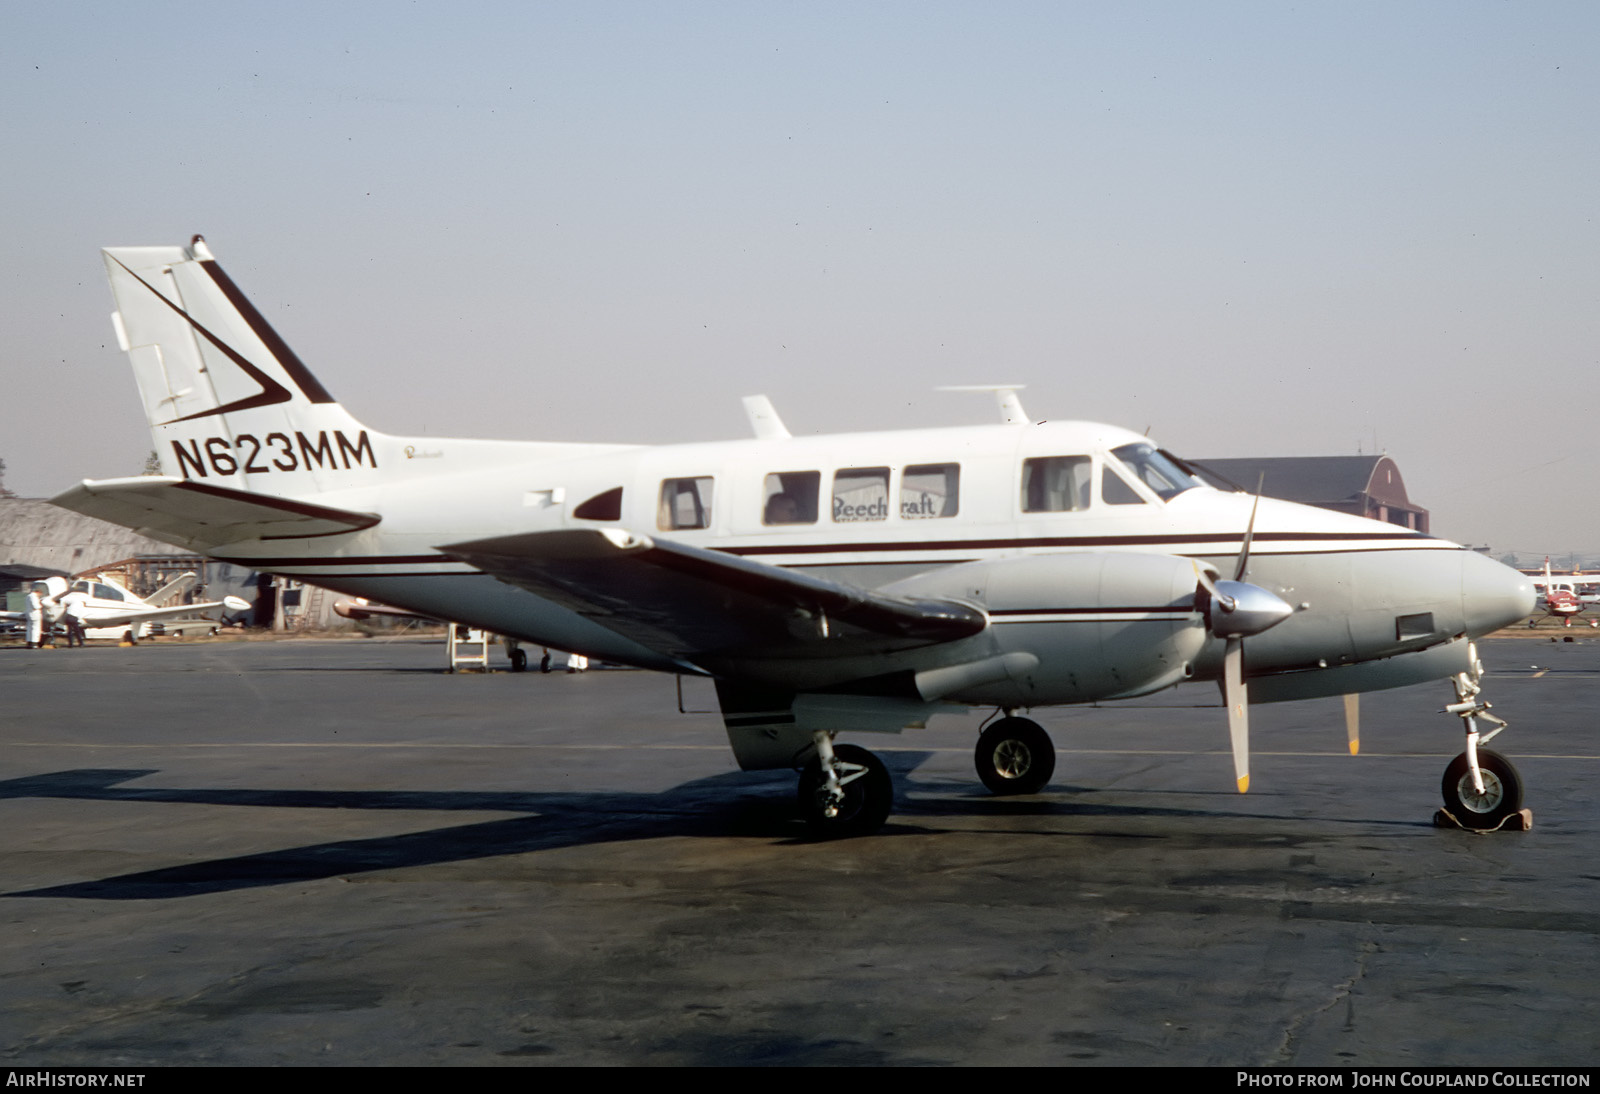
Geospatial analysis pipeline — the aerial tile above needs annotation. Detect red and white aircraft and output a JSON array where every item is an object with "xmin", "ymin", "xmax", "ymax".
[{"xmin": 1532, "ymin": 558, "xmax": 1596, "ymax": 627}]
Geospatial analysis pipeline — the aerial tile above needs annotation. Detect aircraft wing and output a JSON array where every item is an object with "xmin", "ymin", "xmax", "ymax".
[
  {"xmin": 145, "ymin": 571, "xmax": 198, "ymax": 606},
  {"xmin": 51, "ymin": 477, "xmax": 380, "ymax": 551},
  {"xmin": 80, "ymin": 598, "xmax": 248, "ymax": 631},
  {"xmin": 442, "ymin": 528, "xmax": 986, "ymax": 665}
]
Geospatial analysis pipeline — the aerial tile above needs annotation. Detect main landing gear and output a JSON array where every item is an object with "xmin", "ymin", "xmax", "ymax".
[
  {"xmin": 797, "ymin": 732, "xmax": 893, "ymax": 838},
  {"xmin": 973, "ymin": 715, "xmax": 1057, "ymax": 795},
  {"xmin": 1440, "ymin": 642, "xmax": 1526, "ymax": 830}
]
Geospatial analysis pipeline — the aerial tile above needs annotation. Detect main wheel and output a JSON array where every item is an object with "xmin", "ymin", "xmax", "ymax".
[
  {"xmin": 796, "ymin": 743, "xmax": 893, "ymax": 839},
  {"xmin": 1441, "ymin": 749, "xmax": 1524, "ymax": 829},
  {"xmin": 974, "ymin": 717, "xmax": 1056, "ymax": 795},
  {"xmin": 509, "ymin": 647, "xmax": 528, "ymax": 672}
]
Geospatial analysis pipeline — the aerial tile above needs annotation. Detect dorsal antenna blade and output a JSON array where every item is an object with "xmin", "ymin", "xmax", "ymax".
[{"xmin": 936, "ymin": 384, "xmax": 1028, "ymax": 424}]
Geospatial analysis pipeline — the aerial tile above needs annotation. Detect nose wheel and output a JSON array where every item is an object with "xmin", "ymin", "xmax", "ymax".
[
  {"xmin": 1442, "ymin": 749, "xmax": 1523, "ymax": 829},
  {"xmin": 797, "ymin": 738, "xmax": 892, "ymax": 838},
  {"xmin": 974, "ymin": 716, "xmax": 1056, "ymax": 795}
]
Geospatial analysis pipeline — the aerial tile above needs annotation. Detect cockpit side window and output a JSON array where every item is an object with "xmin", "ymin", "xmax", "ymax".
[
  {"xmin": 658, "ymin": 477, "xmax": 714, "ymax": 530},
  {"xmin": 1021, "ymin": 456, "xmax": 1092, "ymax": 512},
  {"xmin": 902, "ymin": 463, "xmax": 959, "ymax": 519},
  {"xmin": 763, "ymin": 471, "xmax": 819, "ymax": 525},
  {"xmin": 1111, "ymin": 443, "xmax": 1200, "ymax": 500},
  {"xmin": 1101, "ymin": 465, "xmax": 1146, "ymax": 505},
  {"xmin": 833, "ymin": 467, "xmax": 890, "ymax": 522}
]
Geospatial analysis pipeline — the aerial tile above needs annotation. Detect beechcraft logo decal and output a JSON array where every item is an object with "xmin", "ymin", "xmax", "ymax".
[{"xmin": 111, "ymin": 255, "xmax": 294, "ymax": 425}]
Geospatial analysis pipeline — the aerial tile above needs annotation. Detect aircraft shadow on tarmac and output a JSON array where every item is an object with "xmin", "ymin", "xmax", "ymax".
[{"xmin": 2, "ymin": 758, "xmax": 1421, "ymax": 901}]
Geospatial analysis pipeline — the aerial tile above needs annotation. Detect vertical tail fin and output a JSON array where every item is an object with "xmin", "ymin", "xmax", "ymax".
[{"xmin": 105, "ymin": 236, "xmax": 381, "ymax": 496}]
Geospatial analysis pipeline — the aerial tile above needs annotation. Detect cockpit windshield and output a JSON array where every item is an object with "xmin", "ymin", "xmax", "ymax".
[{"xmin": 1110, "ymin": 443, "xmax": 1202, "ymax": 501}]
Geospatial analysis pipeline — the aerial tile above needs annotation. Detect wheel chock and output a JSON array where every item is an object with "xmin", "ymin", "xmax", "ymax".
[{"xmin": 1433, "ymin": 807, "xmax": 1533, "ymax": 832}]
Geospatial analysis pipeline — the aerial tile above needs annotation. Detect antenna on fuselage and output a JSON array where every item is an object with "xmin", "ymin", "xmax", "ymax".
[
  {"xmin": 741, "ymin": 394, "xmax": 791, "ymax": 440},
  {"xmin": 937, "ymin": 384, "xmax": 1028, "ymax": 424}
]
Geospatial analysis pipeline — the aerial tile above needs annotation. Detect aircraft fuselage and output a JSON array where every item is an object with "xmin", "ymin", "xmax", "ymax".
[{"xmin": 159, "ymin": 417, "xmax": 1532, "ymax": 708}]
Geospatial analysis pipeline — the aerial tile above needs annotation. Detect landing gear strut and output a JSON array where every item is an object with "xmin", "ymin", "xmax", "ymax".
[
  {"xmin": 1441, "ymin": 642, "xmax": 1525, "ymax": 829},
  {"xmin": 796, "ymin": 733, "xmax": 892, "ymax": 838},
  {"xmin": 974, "ymin": 715, "xmax": 1056, "ymax": 795}
]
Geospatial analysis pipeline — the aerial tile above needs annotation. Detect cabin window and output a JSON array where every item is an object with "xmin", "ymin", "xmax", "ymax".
[
  {"xmin": 658, "ymin": 477, "xmax": 714, "ymax": 530},
  {"xmin": 763, "ymin": 471, "xmax": 820, "ymax": 525},
  {"xmin": 1111, "ymin": 443, "xmax": 1199, "ymax": 500},
  {"xmin": 92, "ymin": 583, "xmax": 126, "ymax": 601},
  {"xmin": 574, "ymin": 487, "xmax": 623, "ymax": 521},
  {"xmin": 1101, "ymin": 465, "xmax": 1146, "ymax": 506},
  {"xmin": 1021, "ymin": 456, "xmax": 1092, "ymax": 512},
  {"xmin": 901, "ymin": 463, "xmax": 959, "ymax": 519},
  {"xmin": 833, "ymin": 467, "xmax": 890, "ymax": 523}
]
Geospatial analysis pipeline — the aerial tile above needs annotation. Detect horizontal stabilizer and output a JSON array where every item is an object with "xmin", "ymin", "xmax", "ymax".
[
  {"xmin": 51, "ymin": 477, "xmax": 380, "ymax": 552},
  {"xmin": 441, "ymin": 528, "xmax": 986, "ymax": 664}
]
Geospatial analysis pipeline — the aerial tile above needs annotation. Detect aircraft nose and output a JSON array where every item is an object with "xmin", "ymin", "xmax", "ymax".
[{"xmin": 1461, "ymin": 551, "xmax": 1536, "ymax": 637}]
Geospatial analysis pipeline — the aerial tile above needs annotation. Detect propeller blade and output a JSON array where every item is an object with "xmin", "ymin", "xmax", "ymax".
[
  {"xmin": 1224, "ymin": 636, "xmax": 1249, "ymax": 792},
  {"xmin": 1343, "ymin": 693, "xmax": 1360, "ymax": 756},
  {"xmin": 1233, "ymin": 473, "xmax": 1265, "ymax": 582},
  {"xmin": 1193, "ymin": 562, "xmax": 1231, "ymax": 612}
]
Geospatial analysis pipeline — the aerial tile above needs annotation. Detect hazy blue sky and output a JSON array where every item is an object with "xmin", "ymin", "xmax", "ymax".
[{"xmin": 3, "ymin": 2, "xmax": 1595, "ymax": 554}]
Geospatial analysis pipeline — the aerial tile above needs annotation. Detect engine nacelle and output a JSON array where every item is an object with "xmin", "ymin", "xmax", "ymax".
[{"xmin": 883, "ymin": 552, "xmax": 1210, "ymax": 706}]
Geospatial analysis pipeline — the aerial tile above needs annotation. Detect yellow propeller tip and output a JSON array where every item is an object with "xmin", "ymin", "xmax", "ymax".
[
  {"xmin": 1236, "ymin": 775, "xmax": 1250, "ymax": 793},
  {"xmin": 1349, "ymin": 741, "xmax": 1360, "ymax": 756}
]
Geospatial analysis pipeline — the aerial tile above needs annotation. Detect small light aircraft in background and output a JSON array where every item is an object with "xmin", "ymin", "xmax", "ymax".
[
  {"xmin": 52, "ymin": 237, "xmax": 1536, "ymax": 834},
  {"xmin": 4, "ymin": 572, "xmax": 249, "ymax": 644},
  {"xmin": 1531, "ymin": 558, "xmax": 1596, "ymax": 628}
]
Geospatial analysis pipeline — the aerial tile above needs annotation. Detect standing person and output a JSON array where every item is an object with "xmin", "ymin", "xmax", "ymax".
[
  {"xmin": 24, "ymin": 582, "xmax": 47, "ymax": 648},
  {"xmin": 56, "ymin": 585, "xmax": 90, "ymax": 647}
]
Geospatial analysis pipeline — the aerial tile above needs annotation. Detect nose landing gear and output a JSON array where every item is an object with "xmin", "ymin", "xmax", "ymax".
[{"xmin": 1439, "ymin": 642, "xmax": 1529, "ymax": 830}]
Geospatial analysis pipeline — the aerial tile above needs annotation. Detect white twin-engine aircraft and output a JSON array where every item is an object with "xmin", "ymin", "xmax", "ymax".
[{"xmin": 54, "ymin": 237, "xmax": 1537, "ymax": 836}]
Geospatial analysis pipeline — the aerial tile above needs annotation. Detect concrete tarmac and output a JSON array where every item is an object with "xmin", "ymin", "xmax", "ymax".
[{"xmin": 1, "ymin": 635, "xmax": 1596, "ymax": 1066}]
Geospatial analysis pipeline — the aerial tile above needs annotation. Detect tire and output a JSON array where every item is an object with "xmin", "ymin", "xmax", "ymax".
[
  {"xmin": 509, "ymin": 648, "xmax": 528, "ymax": 672},
  {"xmin": 1441, "ymin": 749, "xmax": 1524, "ymax": 829},
  {"xmin": 796, "ymin": 743, "xmax": 893, "ymax": 838},
  {"xmin": 975, "ymin": 717, "xmax": 1056, "ymax": 795}
]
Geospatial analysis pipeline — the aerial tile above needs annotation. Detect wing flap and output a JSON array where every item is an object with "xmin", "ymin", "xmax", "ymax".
[
  {"xmin": 441, "ymin": 528, "xmax": 986, "ymax": 663},
  {"xmin": 51, "ymin": 477, "xmax": 380, "ymax": 551}
]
